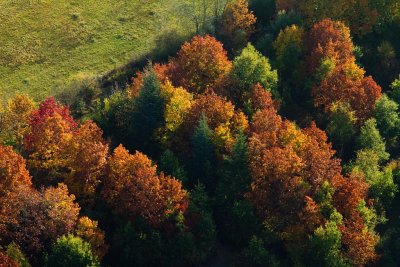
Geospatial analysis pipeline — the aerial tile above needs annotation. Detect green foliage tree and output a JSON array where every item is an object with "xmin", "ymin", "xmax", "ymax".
[
  {"xmin": 159, "ymin": 149, "xmax": 187, "ymax": 184},
  {"xmin": 5, "ymin": 243, "xmax": 31, "ymax": 267},
  {"xmin": 186, "ymin": 183, "xmax": 217, "ymax": 262},
  {"xmin": 249, "ymin": 0, "xmax": 275, "ymax": 26},
  {"xmin": 374, "ymin": 94, "xmax": 400, "ymax": 150},
  {"xmin": 357, "ymin": 118, "xmax": 389, "ymax": 162},
  {"xmin": 109, "ymin": 183, "xmax": 216, "ymax": 267},
  {"xmin": 390, "ymin": 77, "xmax": 400, "ymax": 105},
  {"xmin": 326, "ymin": 102, "xmax": 356, "ymax": 156},
  {"xmin": 379, "ymin": 228, "xmax": 400, "ymax": 266},
  {"xmin": 273, "ymin": 24, "xmax": 304, "ymax": 74},
  {"xmin": 304, "ymin": 213, "xmax": 350, "ymax": 267},
  {"xmin": 231, "ymin": 43, "xmax": 278, "ymax": 94},
  {"xmin": 45, "ymin": 235, "xmax": 99, "ymax": 267},
  {"xmin": 217, "ymin": 132, "xmax": 250, "ymax": 200},
  {"xmin": 110, "ymin": 220, "xmax": 163, "ymax": 267},
  {"xmin": 352, "ymin": 149, "xmax": 397, "ymax": 212},
  {"xmin": 93, "ymin": 90, "xmax": 132, "ymax": 144},
  {"xmin": 241, "ymin": 236, "xmax": 279, "ymax": 267}
]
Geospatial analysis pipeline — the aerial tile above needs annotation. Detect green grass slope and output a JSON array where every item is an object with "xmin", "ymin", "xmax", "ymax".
[{"xmin": 0, "ymin": 0, "xmax": 198, "ymax": 100}]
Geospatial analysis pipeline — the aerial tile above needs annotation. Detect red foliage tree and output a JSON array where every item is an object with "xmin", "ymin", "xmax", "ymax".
[
  {"xmin": 23, "ymin": 98, "xmax": 108, "ymax": 204},
  {"xmin": 333, "ymin": 172, "xmax": 378, "ymax": 265},
  {"xmin": 24, "ymin": 97, "xmax": 76, "ymax": 151}
]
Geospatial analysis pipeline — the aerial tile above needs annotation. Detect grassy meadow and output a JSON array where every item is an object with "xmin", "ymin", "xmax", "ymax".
[{"xmin": 0, "ymin": 0, "xmax": 202, "ymax": 100}]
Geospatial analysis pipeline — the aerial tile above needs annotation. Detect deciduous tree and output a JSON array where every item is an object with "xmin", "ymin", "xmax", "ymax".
[
  {"xmin": 176, "ymin": 93, "xmax": 248, "ymax": 154},
  {"xmin": 273, "ymin": 24, "xmax": 305, "ymax": 72},
  {"xmin": 0, "ymin": 94, "xmax": 35, "ymax": 150},
  {"xmin": 231, "ymin": 43, "xmax": 278, "ymax": 94},
  {"xmin": 374, "ymin": 94, "xmax": 400, "ymax": 150},
  {"xmin": 167, "ymin": 35, "xmax": 232, "ymax": 94},
  {"xmin": 308, "ymin": 20, "xmax": 382, "ymax": 121},
  {"xmin": 74, "ymin": 217, "xmax": 108, "ymax": 260},
  {"xmin": 45, "ymin": 235, "xmax": 99, "ymax": 267},
  {"xmin": 102, "ymin": 145, "xmax": 188, "ymax": 227},
  {"xmin": 246, "ymin": 90, "xmax": 378, "ymax": 264},
  {"xmin": 0, "ymin": 145, "xmax": 31, "ymax": 197},
  {"xmin": 357, "ymin": 118, "xmax": 389, "ymax": 162},
  {"xmin": 218, "ymin": 0, "xmax": 256, "ymax": 53},
  {"xmin": 0, "ymin": 184, "xmax": 80, "ymax": 259},
  {"xmin": 64, "ymin": 120, "xmax": 108, "ymax": 205}
]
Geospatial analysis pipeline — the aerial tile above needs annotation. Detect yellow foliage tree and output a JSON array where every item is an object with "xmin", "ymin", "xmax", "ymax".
[{"xmin": 0, "ymin": 94, "xmax": 35, "ymax": 150}]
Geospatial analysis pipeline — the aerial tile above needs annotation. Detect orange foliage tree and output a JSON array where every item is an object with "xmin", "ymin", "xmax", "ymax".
[
  {"xmin": 75, "ymin": 216, "xmax": 108, "ymax": 260},
  {"xmin": 307, "ymin": 19, "xmax": 381, "ymax": 122},
  {"xmin": 166, "ymin": 35, "xmax": 232, "ymax": 94},
  {"xmin": 333, "ymin": 172, "xmax": 379, "ymax": 265},
  {"xmin": 0, "ymin": 145, "xmax": 32, "ymax": 197},
  {"xmin": 246, "ymin": 91, "xmax": 378, "ymax": 264},
  {"xmin": 64, "ymin": 120, "xmax": 108, "ymax": 204},
  {"xmin": 24, "ymin": 98, "xmax": 76, "ymax": 181},
  {"xmin": 218, "ymin": 0, "xmax": 256, "ymax": 52},
  {"xmin": 102, "ymin": 145, "xmax": 188, "ymax": 227},
  {"xmin": 23, "ymin": 98, "xmax": 108, "ymax": 204},
  {"xmin": 0, "ymin": 251, "xmax": 19, "ymax": 267},
  {"xmin": 174, "ymin": 93, "xmax": 248, "ymax": 153},
  {"xmin": 129, "ymin": 63, "xmax": 169, "ymax": 98},
  {"xmin": 307, "ymin": 19, "xmax": 354, "ymax": 74}
]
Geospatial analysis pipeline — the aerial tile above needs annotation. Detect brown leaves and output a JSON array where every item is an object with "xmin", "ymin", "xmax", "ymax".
[
  {"xmin": 307, "ymin": 19, "xmax": 354, "ymax": 73},
  {"xmin": 334, "ymin": 172, "xmax": 378, "ymax": 265},
  {"xmin": 0, "ymin": 184, "xmax": 80, "ymax": 259},
  {"xmin": 221, "ymin": 0, "xmax": 256, "ymax": 37}
]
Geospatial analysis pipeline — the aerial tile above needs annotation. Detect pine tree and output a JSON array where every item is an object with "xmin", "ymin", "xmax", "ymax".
[
  {"xmin": 217, "ymin": 131, "xmax": 250, "ymax": 203},
  {"xmin": 215, "ymin": 132, "xmax": 260, "ymax": 246},
  {"xmin": 159, "ymin": 149, "xmax": 187, "ymax": 184},
  {"xmin": 129, "ymin": 67, "xmax": 165, "ymax": 156},
  {"xmin": 190, "ymin": 114, "xmax": 216, "ymax": 190}
]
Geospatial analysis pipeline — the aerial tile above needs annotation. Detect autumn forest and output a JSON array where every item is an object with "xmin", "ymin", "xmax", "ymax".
[{"xmin": 1, "ymin": 0, "xmax": 400, "ymax": 266}]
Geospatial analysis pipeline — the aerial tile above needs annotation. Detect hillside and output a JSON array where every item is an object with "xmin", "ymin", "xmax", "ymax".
[
  {"xmin": 0, "ymin": 0, "xmax": 198, "ymax": 100},
  {"xmin": 2, "ymin": 1, "xmax": 400, "ymax": 266}
]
